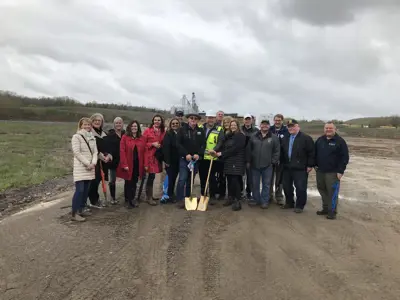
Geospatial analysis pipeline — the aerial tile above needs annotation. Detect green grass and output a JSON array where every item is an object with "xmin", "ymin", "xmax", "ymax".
[{"xmin": 0, "ymin": 121, "xmax": 74, "ymax": 192}]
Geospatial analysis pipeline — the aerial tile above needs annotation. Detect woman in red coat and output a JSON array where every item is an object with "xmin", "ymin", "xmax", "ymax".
[
  {"xmin": 117, "ymin": 120, "xmax": 145, "ymax": 208},
  {"xmin": 142, "ymin": 114, "xmax": 166, "ymax": 205}
]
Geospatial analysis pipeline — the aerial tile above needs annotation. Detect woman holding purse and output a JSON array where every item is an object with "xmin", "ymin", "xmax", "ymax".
[{"xmin": 71, "ymin": 117, "xmax": 98, "ymax": 221}]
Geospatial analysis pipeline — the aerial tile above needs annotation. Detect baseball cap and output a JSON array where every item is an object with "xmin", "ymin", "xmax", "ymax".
[
  {"xmin": 244, "ymin": 114, "xmax": 252, "ymax": 119},
  {"xmin": 175, "ymin": 110, "xmax": 184, "ymax": 117},
  {"xmin": 260, "ymin": 120, "xmax": 270, "ymax": 125},
  {"xmin": 286, "ymin": 119, "xmax": 298, "ymax": 126}
]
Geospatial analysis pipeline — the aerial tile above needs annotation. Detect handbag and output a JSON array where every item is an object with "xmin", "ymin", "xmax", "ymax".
[{"xmin": 155, "ymin": 147, "xmax": 164, "ymax": 163}]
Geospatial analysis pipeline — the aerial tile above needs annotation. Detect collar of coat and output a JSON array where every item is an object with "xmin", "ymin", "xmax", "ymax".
[
  {"xmin": 255, "ymin": 130, "xmax": 272, "ymax": 139},
  {"xmin": 91, "ymin": 128, "xmax": 107, "ymax": 138}
]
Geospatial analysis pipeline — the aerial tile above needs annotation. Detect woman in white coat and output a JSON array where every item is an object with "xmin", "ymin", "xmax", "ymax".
[{"xmin": 71, "ymin": 118, "xmax": 98, "ymax": 222}]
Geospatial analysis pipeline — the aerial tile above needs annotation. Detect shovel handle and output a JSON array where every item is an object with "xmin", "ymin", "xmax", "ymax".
[
  {"xmin": 190, "ymin": 166, "xmax": 194, "ymax": 195},
  {"xmin": 203, "ymin": 159, "xmax": 213, "ymax": 197}
]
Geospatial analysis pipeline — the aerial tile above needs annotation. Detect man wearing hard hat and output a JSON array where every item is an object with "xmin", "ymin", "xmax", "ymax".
[{"xmin": 198, "ymin": 110, "xmax": 222, "ymax": 205}]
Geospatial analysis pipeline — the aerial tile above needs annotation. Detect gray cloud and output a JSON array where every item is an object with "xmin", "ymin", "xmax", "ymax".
[{"xmin": 0, "ymin": 0, "xmax": 399, "ymax": 120}]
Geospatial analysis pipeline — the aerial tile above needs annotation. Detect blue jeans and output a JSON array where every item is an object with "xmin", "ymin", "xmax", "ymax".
[
  {"xmin": 176, "ymin": 158, "xmax": 199, "ymax": 201},
  {"xmin": 72, "ymin": 180, "xmax": 91, "ymax": 214},
  {"xmin": 251, "ymin": 166, "xmax": 273, "ymax": 205}
]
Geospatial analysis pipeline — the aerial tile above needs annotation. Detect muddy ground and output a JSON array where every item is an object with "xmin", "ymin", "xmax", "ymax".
[{"xmin": 1, "ymin": 137, "xmax": 400, "ymax": 300}]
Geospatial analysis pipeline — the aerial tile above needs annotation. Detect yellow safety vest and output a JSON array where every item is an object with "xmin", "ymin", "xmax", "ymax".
[{"xmin": 199, "ymin": 124, "xmax": 222, "ymax": 160}]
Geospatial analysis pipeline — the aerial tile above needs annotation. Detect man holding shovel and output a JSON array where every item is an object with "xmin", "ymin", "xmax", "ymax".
[
  {"xmin": 175, "ymin": 112, "xmax": 206, "ymax": 209},
  {"xmin": 315, "ymin": 121, "xmax": 349, "ymax": 219},
  {"xmin": 198, "ymin": 111, "xmax": 222, "ymax": 206}
]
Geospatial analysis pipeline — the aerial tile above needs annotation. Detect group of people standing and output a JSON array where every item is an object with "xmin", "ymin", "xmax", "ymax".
[{"xmin": 70, "ymin": 110, "xmax": 349, "ymax": 222}]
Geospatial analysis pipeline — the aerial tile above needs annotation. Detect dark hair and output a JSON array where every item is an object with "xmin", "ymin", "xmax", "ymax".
[
  {"xmin": 274, "ymin": 114, "xmax": 284, "ymax": 120},
  {"xmin": 168, "ymin": 117, "xmax": 181, "ymax": 131},
  {"xmin": 151, "ymin": 114, "xmax": 165, "ymax": 133},
  {"xmin": 125, "ymin": 120, "xmax": 142, "ymax": 138}
]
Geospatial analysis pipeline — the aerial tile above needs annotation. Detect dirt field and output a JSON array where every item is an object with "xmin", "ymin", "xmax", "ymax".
[{"xmin": 1, "ymin": 137, "xmax": 400, "ymax": 300}]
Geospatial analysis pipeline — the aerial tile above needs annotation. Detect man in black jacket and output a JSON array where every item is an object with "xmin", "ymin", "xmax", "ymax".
[
  {"xmin": 280, "ymin": 119, "xmax": 315, "ymax": 213},
  {"xmin": 246, "ymin": 120, "xmax": 280, "ymax": 209},
  {"xmin": 269, "ymin": 113, "xmax": 289, "ymax": 205},
  {"xmin": 175, "ymin": 112, "xmax": 206, "ymax": 208},
  {"xmin": 241, "ymin": 114, "xmax": 259, "ymax": 200},
  {"xmin": 315, "ymin": 122, "xmax": 349, "ymax": 219}
]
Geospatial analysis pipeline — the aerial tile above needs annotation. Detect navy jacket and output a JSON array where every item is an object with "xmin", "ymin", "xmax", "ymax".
[
  {"xmin": 269, "ymin": 125, "xmax": 289, "ymax": 139},
  {"xmin": 315, "ymin": 134, "xmax": 349, "ymax": 174}
]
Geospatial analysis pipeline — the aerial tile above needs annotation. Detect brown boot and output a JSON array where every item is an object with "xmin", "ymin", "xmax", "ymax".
[{"xmin": 146, "ymin": 187, "xmax": 158, "ymax": 206}]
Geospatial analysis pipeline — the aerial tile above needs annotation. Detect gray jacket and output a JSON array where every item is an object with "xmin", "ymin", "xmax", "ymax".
[{"xmin": 246, "ymin": 131, "xmax": 280, "ymax": 169}]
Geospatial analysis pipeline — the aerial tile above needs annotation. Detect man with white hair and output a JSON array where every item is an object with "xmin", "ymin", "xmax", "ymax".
[
  {"xmin": 198, "ymin": 110, "xmax": 222, "ymax": 204},
  {"xmin": 216, "ymin": 110, "xmax": 224, "ymax": 126},
  {"xmin": 315, "ymin": 121, "xmax": 349, "ymax": 220}
]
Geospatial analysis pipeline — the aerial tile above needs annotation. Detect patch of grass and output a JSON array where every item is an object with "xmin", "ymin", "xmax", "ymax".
[{"xmin": 0, "ymin": 121, "xmax": 74, "ymax": 192}]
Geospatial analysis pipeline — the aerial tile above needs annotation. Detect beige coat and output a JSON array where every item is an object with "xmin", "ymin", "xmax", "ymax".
[{"xmin": 72, "ymin": 130, "xmax": 98, "ymax": 182}]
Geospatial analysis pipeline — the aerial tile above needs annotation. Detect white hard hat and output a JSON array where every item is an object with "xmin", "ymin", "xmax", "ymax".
[{"xmin": 205, "ymin": 110, "xmax": 216, "ymax": 117}]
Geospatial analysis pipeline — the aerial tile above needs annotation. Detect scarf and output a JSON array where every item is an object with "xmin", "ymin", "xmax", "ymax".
[{"xmin": 78, "ymin": 129, "xmax": 94, "ymax": 140}]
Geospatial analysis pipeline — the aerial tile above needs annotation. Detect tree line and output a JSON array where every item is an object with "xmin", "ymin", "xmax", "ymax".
[{"xmin": 0, "ymin": 90, "xmax": 169, "ymax": 114}]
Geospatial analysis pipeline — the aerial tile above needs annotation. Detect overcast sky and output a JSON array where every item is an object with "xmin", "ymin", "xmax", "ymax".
[{"xmin": 1, "ymin": 0, "xmax": 399, "ymax": 120}]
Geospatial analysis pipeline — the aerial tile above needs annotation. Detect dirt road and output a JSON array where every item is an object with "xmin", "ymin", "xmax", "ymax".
[{"xmin": 1, "ymin": 137, "xmax": 400, "ymax": 300}]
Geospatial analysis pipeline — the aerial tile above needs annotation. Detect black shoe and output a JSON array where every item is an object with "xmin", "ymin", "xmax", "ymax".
[
  {"xmin": 209, "ymin": 197, "xmax": 217, "ymax": 205},
  {"xmin": 217, "ymin": 195, "xmax": 226, "ymax": 201},
  {"xmin": 281, "ymin": 204, "xmax": 294, "ymax": 209},
  {"xmin": 260, "ymin": 203, "xmax": 269, "ymax": 209},
  {"xmin": 294, "ymin": 208, "xmax": 303, "ymax": 213},
  {"xmin": 223, "ymin": 197, "xmax": 234, "ymax": 206},
  {"xmin": 316, "ymin": 210, "xmax": 328, "ymax": 215},
  {"xmin": 232, "ymin": 200, "xmax": 242, "ymax": 211},
  {"xmin": 327, "ymin": 213, "xmax": 336, "ymax": 220},
  {"xmin": 248, "ymin": 201, "xmax": 259, "ymax": 207},
  {"xmin": 177, "ymin": 201, "xmax": 185, "ymax": 209}
]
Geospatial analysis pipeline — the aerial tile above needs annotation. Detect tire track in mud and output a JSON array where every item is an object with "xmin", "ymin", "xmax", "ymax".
[
  {"xmin": 166, "ymin": 212, "xmax": 194, "ymax": 287},
  {"xmin": 200, "ymin": 210, "xmax": 240, "ymax": 300}
]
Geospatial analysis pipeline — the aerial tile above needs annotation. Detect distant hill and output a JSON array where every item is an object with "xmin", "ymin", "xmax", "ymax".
[
  {"xmin": 0, "ymin": 90, "xmax": 173, "ymax": 123},
  {"xmin": 345, "ymin": 116, "xmax": 400, "ymax": 128}
]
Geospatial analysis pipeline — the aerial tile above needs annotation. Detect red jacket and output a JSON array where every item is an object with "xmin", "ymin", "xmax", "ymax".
[
  {"xmin": 116, "ymin": 135, "xmax": 145, "ymax": 180},
  {"xmin": 143, "ymin": 126, "xmax": 166, "ymax": 174}
]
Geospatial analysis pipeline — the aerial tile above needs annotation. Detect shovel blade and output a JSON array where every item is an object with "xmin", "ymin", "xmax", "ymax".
[
  {"xmin": 197, "ymin": 195, "xmax": 209, "ymax": 211},
  {"xmin": 185, "ymin": 196, "xmax": 198, "ymax": 210}
]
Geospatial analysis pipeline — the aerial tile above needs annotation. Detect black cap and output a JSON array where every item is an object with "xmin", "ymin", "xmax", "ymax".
[
  {"xmin": 286, "ymin": 119, "xmax": 298, "ymax": 126},
  {"xmin": 175, "ymin": 110, "xmax": 184, "ymax": 117},
  {"xmin": 260, "ymin": 120, "xmax": 270, "ymax": 125}
]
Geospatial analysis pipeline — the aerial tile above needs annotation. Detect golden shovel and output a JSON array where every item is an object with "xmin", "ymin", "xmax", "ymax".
[
  {"xmin": 197, "ymin": 159, "xmax": 213, "ymax": 211},
  {"xmin": 185, "ymin": 163, "xmax": 198, "ymax": 210}
]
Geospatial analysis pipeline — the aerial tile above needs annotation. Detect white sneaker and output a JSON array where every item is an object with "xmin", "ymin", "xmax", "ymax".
[{"xmin": 71, "ymin": 214, "xmax": 86, "ymax": 222}]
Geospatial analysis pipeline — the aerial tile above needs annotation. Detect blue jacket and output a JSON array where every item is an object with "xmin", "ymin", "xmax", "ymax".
[
  {"xmin": 269, "ymin": 125, "xmax": 289, "ymax": 139},
  {"xmin": 315, "ymin": 134, "xmax": 349, "ymax": 174}
]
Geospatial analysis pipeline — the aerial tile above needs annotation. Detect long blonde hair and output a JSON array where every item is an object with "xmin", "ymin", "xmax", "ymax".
[
  {"xmin": 77, "ymin": 117, "xmax": 92, "ymax": 132},
  {"xmin": 222, "ymin": 116, "xmax": 233, "ymax": 131}
]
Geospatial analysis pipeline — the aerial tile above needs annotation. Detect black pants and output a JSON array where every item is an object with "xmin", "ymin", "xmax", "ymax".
[
  {"xmin": 270, "ymin": 164, "xmax": 284, "ymax": 199},
  {"xmin": 146, "ymin": 173, "xmax": 156, "ymax": 188},
  {"xmin": 166, "ymin": 163, "xmax": 179, "ymax": 197},
  {"xmin": 199, "ymin": 159, "xmax": 218, "ymax": 197},
  {"xmin": 216, "ymin": 161, "xmax": 226, "ymax": 197},
  {"xmin": 125, "ymin": 168, "xmax": 139, "ymax": 206},
  {"xmin": 88, "ymin": 162, "xmax": 102, "ymax": 205},
  {"xmin": 227, "ymin": 175, "xmax": 242, "ymax": 200},
  {"xmin": 240, "ymin": 166, "xmax": 252, "ymax": 196},
  {"xmin": 283, "ymin": 169, "xmax": 309, "ymax": 209}
]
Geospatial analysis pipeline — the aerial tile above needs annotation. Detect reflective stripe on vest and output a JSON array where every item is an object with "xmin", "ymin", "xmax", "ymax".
[{"xmin": 199, "ymin": 125, "xmax": 222, "ymax": 160}]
